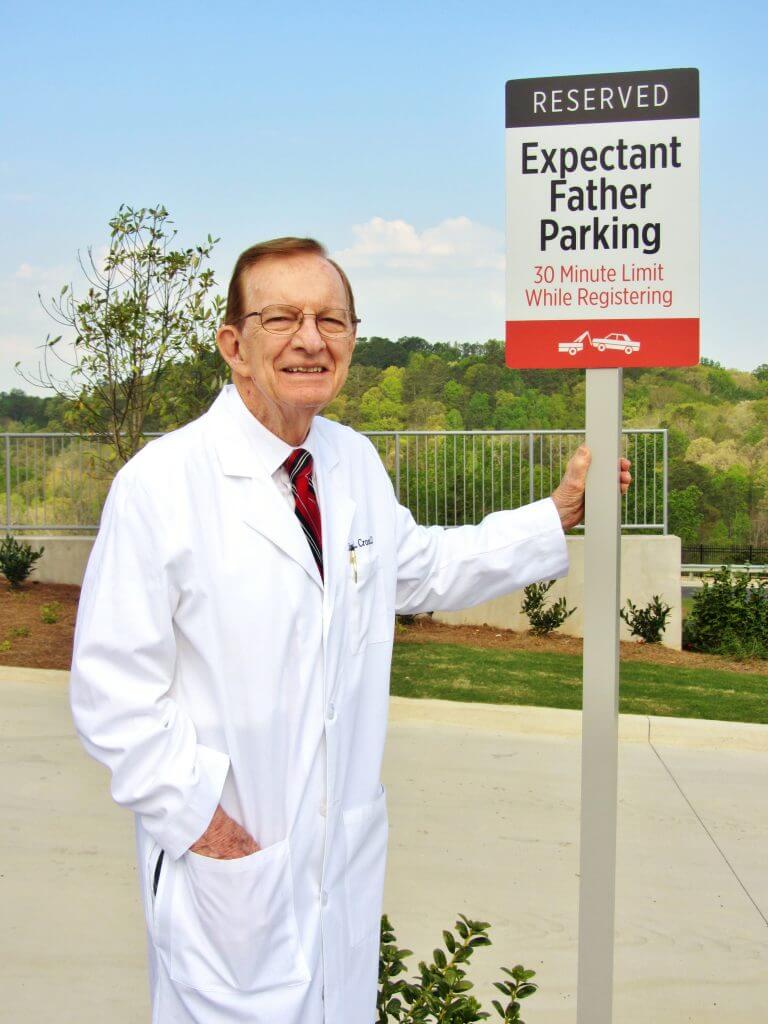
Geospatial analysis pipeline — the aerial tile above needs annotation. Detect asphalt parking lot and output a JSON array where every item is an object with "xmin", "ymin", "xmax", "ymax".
[{"xmin": 1, "ymin": 668, "xmax": 766, "ymax": 1023}]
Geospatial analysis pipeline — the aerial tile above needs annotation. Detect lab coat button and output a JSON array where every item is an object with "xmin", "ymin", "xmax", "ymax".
[
  {"xmin": 327, "ymin": 702, "xmax": 336, "ymax": 721},
  {"xmin": 321, "ymin": 889, "xmax": 329, "ymax": 907}
]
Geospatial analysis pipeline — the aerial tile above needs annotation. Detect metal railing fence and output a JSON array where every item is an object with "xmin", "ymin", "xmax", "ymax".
[
  {"xmin": 2, "ymin": 428, "xmax": 667, "ymax": 534},
  {"xmin": 366, "ymin": 429, "xmax": 666, "ymax": 532}
]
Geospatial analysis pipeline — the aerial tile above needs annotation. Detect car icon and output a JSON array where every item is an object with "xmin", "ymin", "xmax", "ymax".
[
  {"xmin": 591, "ymin": 332, "xmax": 641, "ymax": 354},
  {"xmin": 557, "ymin": 330, "xmax": 589, "ymax": 355}
]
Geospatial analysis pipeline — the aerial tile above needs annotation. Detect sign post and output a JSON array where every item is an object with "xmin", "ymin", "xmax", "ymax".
[
  {"xmin": 578, "ymin": 365, "xmax": 622, "ymax": 1023},
  {"xmin": 504, "ymin": 68, "xmax": 700, "ymax": 1023}
]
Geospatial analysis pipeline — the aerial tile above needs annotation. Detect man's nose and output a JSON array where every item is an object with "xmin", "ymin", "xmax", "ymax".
[{"xmin": 292, "ymin": 313, "xmax": 326, "ymax": 352}]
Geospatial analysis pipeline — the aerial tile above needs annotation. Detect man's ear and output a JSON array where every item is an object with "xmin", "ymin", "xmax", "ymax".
[{"xmin": 216, "ymin": 323, "xmax": 250, "ymax": 380}]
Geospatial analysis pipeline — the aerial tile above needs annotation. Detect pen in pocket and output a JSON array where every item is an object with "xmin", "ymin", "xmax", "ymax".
[{"xmin": 348, "ymin": 543, "xmax": 358, "ymax": 583}]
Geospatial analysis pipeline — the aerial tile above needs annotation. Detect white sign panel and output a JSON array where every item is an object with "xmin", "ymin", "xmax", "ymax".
[{"xmin": 505, "ymin": 69, "xmax": 699, "ymax": 368}]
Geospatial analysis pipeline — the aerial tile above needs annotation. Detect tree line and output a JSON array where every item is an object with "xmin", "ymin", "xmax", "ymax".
[{"xmin": 3, "ymin": 204, "xmax": 767, "ymax": 546}]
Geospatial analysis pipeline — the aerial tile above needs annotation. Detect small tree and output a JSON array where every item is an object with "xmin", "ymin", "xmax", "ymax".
[
  {"xmin": 17, "ymin": 205, "xmax": 225, "ymax": 464},
  {"xmin": 521, "ymin": 580, "xmax": 575, "ymax": 636},
  {"xmin": 620, "ymin": 595, "xmax": 672, "ymax": 644}
]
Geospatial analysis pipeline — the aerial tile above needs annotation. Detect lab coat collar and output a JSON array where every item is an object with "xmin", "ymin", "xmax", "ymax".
[
  {"xmin": 206, "ymin": 383, "xmax": 339, "ymax": 479},
  {"xmin": 203, "ymin": 384, "xmax": 352, "ymax": 597}
]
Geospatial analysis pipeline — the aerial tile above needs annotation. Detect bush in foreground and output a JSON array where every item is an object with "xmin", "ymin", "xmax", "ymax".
[
  {"xmin": 684, "ymin": 567, "xmax": 768, "ymax": 659},
  {"xmin": 620, "ymin": 595, "xmax": 672, "ymax": 643},
  {"xmin": 521, "ymin": 580, "xmax": 575, "ymax": 636},
  {"xmin": 378, "ymin": 913, "xmax": 537, "ymax": 1022},
  {"xmin": 0, "ymin": 535, "xmax": 44, "ymax": 589}
]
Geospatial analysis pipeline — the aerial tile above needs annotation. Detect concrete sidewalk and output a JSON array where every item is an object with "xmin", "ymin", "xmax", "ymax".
[{"xmin": 1, "ymin": 668, "xmax": 766, "ymax": 1023}]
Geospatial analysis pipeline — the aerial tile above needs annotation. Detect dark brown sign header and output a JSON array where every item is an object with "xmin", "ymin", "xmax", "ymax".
[{"xmin": 506, "ymin": 68, "xmax": 699, "ymax": 128}]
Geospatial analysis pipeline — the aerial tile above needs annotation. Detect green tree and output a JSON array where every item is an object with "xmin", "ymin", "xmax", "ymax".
[
  {"xmin": 711, "ymin": 466, "xmax": 753, "ymax": 543},
  {"xmin": 668, "ymin": 484, "xmax": 704, "ymax": 544},
  {"xmin": 359, "ymin": 367, "xmax": 406, "ymax": 430},
  {"xmin": 442, "ymin": 380, "xmax": 464, "ymax": 410},
  {"xmin": 493, "ymin": 391, "xmax": 528, "ymax": 430},
  {"xmin": 406, "ymin": 399, "xmax": 447, "ymax": 430},
  {"xmin": 465, "ymin": 392, "xmax": 492, "ymax": 429},
  {"xmin": 18, "ymin": 204, "xmax": 224, "ymax": 464}
]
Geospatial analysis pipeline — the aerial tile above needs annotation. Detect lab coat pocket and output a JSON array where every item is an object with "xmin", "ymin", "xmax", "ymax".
[
  {"xmin": 348, "ymin": 552, "xmax": 389, "ymax": 653},
  {"xmin": 145, "ymin": 842, "xmax": 166, "ymax": 935},
  {"xmin": 163, "ymin": 838, "xmax": 310, "ymax": 994},
  {"xmin": 342, "ymin": 783, "xmax": 389, "ymax": 946}
]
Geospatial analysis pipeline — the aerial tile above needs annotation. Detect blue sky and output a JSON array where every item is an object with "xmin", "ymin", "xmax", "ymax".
[{"xmin": 2, "ymin": 0, "xmax": 766, "ymax": 394}]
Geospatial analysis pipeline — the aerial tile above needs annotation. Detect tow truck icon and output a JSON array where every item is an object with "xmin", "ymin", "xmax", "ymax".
[{"xmin": 557, "ymin": 331, "xmax": 641, "ymax": 356}]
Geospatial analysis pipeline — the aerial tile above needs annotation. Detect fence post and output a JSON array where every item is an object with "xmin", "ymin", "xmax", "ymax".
[
  {"xmin": 394, "ymin": 433, "xmax": 401, "ymax": 502},
  {"xmin": 528, "ymin": 431, "xmax": 535, "ymax": 504},
  {"xmin": 4, "ymin": 435, "xmax": 10, "ymax": 532},
  {"xmin": 662, "ymin": 428, "xmax": 668, "ymax": 534}
]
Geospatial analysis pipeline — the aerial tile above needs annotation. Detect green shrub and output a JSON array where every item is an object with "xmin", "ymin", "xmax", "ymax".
[
  {"xmin": 0, "ymin": 639, "xmax": 11, "ymax": 652},
  {"xmin": 378, "ymin": 913, "xmax": 537, "ymax": 1022},
  {"xmin": 684, "ymin": 567, "xmax": 768, "ymax": 659},
  {"xmin": 40, "ymin": 601, "xmax": 62, "ymax": 625},
  {"xmin": 521, "ymin": 580, "xmax": 575, "ymax": 636},
  {"xmin": 10, "ymin": 626, "xmax": 31, "ymax": 638},
  {"xmin": 620, "ymin": 595, "xmax": 672, "ymax": 644},
  {"xmin": 0, "ymin": 535, "xmax": 44, "ymax": 588}
]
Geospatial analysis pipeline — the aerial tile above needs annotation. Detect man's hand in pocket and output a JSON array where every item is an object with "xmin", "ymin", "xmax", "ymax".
[{"xmin": 189, "ymin": 805, "xmax": 260, "ymax": 859}]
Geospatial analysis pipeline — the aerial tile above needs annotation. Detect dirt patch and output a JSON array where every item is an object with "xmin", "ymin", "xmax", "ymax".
[
  {"xmin": 396, "ymin": 616, "xmax": 768, "ymax": 676},
  {"xmin": 0, "ymin": 581, "xmax": 80, "ymax": 670},
  {"xmin": 2, "ymin": 581, "xmax": 766, "ymax": 677}
]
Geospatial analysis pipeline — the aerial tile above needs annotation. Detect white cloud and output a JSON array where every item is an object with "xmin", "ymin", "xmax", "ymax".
[
  {"xmin": 334, "ymin": 215, "xmax": 505, "ymax": 273},
  {"xmin": 11, "ymin": 260, "xmax": 70, "ymax": 285},
  {"xmin": 331, "ymin": 216, "xmax": 506, "ymax": 343}
]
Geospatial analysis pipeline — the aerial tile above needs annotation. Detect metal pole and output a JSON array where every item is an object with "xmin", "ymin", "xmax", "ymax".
[
  {"xmin": 576, "ymin": 368, "xmax": 623, "ymax": 1024},
  {"xmin": 528, "ymin": 431, "xmax": 535, "ymax": 504},
  {"xmin": 662, "ymin": 428, "xmax": 669, "ymax": 535},
  {"xmin": 394, "ymin": 433, "xmax": 401, "ymax": 502},
  {"xmin": 4, "ymin": 435, "xmax": 10, "ymax": 531}
]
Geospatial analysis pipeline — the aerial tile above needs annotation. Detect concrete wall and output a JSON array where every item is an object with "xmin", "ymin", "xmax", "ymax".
[
  {"xmin": 10, "ymin": 536, "xmax": 95, "ymax": 587},
  {"xmin": 13, "ymin": 533, "xmax": 682, "ymax": 648},
  {"xmin": 435, "ymin": 535, "xmax": 682, "ymax": 649}
]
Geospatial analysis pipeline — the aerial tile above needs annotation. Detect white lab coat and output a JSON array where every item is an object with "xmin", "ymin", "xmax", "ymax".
[{"xmin": 70, "ymin": 383, "xmax": 568, "ymax": 1024}]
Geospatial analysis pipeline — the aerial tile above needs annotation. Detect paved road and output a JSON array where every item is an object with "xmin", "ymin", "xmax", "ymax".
[{"xmin": 1, "ymin": 669, "xmax": 766, "ymax": 1023}]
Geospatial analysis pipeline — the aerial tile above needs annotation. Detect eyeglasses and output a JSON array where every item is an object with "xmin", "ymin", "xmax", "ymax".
[{"xmin": 237, "ymin": 304, "xmax": 360, "ymax": 339}]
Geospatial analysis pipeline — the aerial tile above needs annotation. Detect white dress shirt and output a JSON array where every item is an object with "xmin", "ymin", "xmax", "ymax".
[{"xmin": 224, "ymin": 382, "xmax": 322, "ymax": 513}]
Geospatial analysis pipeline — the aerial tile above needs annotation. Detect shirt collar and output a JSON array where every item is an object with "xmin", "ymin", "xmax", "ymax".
[{"xmin": 223, "ymin": 382, "xmax": 321, "ymax": 476}]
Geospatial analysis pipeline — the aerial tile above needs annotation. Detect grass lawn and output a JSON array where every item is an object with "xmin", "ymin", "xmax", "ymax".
[{"xmin": 391, "ymin": 641, "xmax": 768, "ymax": 724}]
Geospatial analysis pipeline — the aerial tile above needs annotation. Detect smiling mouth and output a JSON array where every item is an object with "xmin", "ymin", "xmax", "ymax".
[{"xmin": 282, "ymin": 367, "xmax": 329, "ymax": 374}]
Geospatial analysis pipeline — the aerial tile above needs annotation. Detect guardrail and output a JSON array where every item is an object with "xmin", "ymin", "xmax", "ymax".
[
  {"xmin": 681, "ymin": 564, "xmax": 768, "ymax": 577},
  {"xmin": 2, "ymin": 427, "xmax": 667, "ymax": 534},
  {"xmin": 682, "ymin": 545, "xmax": 768, "ymax": 565}
]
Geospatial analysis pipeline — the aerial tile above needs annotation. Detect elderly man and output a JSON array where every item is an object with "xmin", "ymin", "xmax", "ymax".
[{"xmin": 70, "ymin": 236, "xmax": 630, "ymax": 1024}]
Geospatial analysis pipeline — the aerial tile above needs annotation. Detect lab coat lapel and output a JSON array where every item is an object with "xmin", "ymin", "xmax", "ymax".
[
  {"xmin": 204, "ymin": 388, "xmax": 323, "ymax": 590},
  {"xmin": 243, "ymin": 476, "xmax": 323, "ymax": 588},
  {"xmin": 311, "ymin": 427, "xmax": 356, "ymax": 695}
]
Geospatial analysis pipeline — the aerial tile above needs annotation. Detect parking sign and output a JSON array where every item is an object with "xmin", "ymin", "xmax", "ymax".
[{"xmin": 505, "ymin": 68, "xmax": 699, "ymax": 368}]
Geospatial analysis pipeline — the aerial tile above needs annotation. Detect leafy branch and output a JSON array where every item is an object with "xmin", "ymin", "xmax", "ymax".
[{"xmin": 378, "ymin": 914, "xmax": 538, "ymax": 1023}]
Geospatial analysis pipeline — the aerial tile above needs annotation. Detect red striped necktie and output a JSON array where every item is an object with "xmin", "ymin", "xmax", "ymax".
[{"xmin": 284, "ymin": 448, "xmax": 324, "ymax": 581}]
